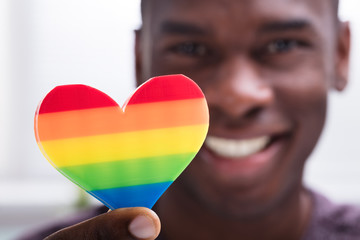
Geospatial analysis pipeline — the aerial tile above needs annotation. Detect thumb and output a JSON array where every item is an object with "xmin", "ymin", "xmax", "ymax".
[
  {"xmin": 44, "ymin": 207, "xmax": 161, "ymax": 240},
  {"xmin": 128, "ymin": 208, "xmax": 161, "ymax": 239}
]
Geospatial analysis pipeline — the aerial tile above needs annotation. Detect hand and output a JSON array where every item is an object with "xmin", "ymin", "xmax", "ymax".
[{"xmin": 44, "ymin": 207, "xmax": 161, "ymax": 240}]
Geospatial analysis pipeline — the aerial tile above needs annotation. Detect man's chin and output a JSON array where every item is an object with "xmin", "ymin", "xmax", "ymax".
[
  {"xmin": 182, "ymin": 175, "xmax": 297, "ymax": 221},
  {"xmin": 179, "ymin": 166, "xmax": 301, "ymax": 221}
]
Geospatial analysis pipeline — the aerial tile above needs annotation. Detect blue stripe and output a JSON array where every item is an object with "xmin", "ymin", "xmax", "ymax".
[{"xmin": 89, "ymin": 181, "xmax": 173, "ymax": 210}]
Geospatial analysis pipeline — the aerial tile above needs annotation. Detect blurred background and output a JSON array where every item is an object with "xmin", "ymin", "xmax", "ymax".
[{"xmin": 0, "ymin": 0, "xmax": 359, "ymax": 239}]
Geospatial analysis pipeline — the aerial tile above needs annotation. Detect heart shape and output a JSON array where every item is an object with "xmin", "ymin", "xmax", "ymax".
[{"xmin": 34, "ymin": 75, "xmax": 209, "ymax": 210}]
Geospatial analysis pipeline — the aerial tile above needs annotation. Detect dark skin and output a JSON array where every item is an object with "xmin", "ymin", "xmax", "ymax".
[
  {"xmin": 136, "ymin": 0, "xmax": 349, "ymax": 239},
  {"xmin": 46, "ymin": 0, "xmax": 350, "ymax": 239}
]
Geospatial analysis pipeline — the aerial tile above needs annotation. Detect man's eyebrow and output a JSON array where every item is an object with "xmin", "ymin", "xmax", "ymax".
[
  {"xmin": 260, "ymin": 19, "xmax": 313, "ymax": 32},
  {"xmin": 160, "ymin": 20, "xmax": 209, "ymax": 35}
]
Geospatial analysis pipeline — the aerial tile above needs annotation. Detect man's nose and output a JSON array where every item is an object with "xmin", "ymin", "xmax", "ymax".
[{"xmin": 204, "ymin": 57, "xmax": 274, "ymax": 119}]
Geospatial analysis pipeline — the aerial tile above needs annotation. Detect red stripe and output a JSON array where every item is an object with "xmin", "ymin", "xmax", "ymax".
[
  {"xmin": 39, "ymin": 85, "xmax": 119, "ymax": 114},
  {"xmin": 39, "ymin": 75, "xmax": 204, "ymax": 113},
  {"xmin": 126, "ymin": 75, "xmax": 205, "ymax": 105}
]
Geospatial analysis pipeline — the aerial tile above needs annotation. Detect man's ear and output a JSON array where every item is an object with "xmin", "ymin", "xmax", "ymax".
[
  {"xmin": 135, "ymin": 28, "xmax": 143, "ymax": 87},
  {"xmin": 334, "ymin": 21, "xmax": 351, "ymax": 92}
]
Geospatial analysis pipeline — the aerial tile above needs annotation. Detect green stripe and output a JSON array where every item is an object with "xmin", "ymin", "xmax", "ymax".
[{"xmin": 58, "ymin": 152, "xmax": 196, "ymax": 191}]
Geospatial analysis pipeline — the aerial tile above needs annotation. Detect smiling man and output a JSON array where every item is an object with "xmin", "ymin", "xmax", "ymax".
[
  {"xmin": 135, "ymin": 0, "xmax": 353, "ymax": 239},
  {"xmin": 20, "ymin": 0, "xmax": 359, "ymax": 239}
]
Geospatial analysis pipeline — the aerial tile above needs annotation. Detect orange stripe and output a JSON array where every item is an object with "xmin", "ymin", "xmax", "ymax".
[{"xmin": 36, "ymin": 98, "xmax": 208, "ymax": 141}]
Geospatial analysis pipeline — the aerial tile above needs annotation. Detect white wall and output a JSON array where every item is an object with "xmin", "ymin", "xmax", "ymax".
[
  {"xmin": 0, "ymin": 0, "xmax": 11, "ymax": 181},
  {"xmin": 0, "ymin": 0, "xmax": 359, "ymax": 239}
]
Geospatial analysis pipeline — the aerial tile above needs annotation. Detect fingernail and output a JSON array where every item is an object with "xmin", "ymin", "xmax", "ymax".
[{"xmin": 129, "ymin": 215, "xmax": 156, "ymax": 239}]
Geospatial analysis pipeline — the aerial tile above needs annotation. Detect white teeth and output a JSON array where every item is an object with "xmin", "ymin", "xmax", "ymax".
[{"xmin": 205, "ymin": 136, "xmax": 271, "ymax": 158}]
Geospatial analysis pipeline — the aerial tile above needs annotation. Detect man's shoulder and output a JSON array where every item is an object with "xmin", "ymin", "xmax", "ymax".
[{"xmin": 303, "ymin": 190, "xmax": 360, "ymax": 240}]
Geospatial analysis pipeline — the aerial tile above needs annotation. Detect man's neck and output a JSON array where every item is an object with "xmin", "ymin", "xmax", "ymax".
[{"xmin": 154, "ymin": 182, "xmax": 313, "ymax": 240}]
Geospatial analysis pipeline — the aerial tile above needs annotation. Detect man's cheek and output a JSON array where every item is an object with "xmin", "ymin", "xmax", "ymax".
[{"xmin": 275, "ymin": 75, "xmax": 327, "ymax": 114}]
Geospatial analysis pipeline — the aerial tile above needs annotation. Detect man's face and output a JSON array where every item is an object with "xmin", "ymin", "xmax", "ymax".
[{"xmin": 136, "ymin": 0, "xmax": 349, "ymax": 217}]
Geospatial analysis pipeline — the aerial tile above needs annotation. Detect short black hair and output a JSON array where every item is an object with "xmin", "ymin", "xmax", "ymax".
[
  {"xmin": 333, "ymin": 0, "xmax": 339, "ymax": 12},
  {"xmin": 140, "ymin": 0, "xmax": 149, "ymax": 21},
  {"xmin": 140, "ymin": 0, "xmax": 340, "ymax": 20}
]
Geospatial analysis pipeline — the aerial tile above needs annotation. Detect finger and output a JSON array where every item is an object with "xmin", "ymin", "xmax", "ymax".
[{"xmin": 44, "ymin": 207, "xmax": 161, "ymax": 240}]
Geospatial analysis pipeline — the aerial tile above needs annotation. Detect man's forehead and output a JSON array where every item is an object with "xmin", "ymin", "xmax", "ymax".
[{"xmin": 141, "ymin": 0, "xmax": 336, "ymax": 34}]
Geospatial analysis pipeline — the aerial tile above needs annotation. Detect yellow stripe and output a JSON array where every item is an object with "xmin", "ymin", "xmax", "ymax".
[{"xmin": 40, "ymin": 124, "xmax": 208, "ymax": 167}]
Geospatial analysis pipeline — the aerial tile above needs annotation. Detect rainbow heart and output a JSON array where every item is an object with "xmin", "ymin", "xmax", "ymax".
[{"xmin": 34, "ymin": 75, "xmax": 209, "ymax": 210}]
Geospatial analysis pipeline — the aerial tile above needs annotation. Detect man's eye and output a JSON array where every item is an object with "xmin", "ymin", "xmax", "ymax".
[
  {"xmin": 265, "ymin": 39, "xmax": 300, "ymax": 54},
  {"xmin": 169, "ymin": 42, "xmax": 208, "ymax": 57}
]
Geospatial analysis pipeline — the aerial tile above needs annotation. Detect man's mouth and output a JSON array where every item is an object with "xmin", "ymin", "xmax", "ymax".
[
  {"xmin": 204, "ymin": 135, "xmax": 271, "ymax": 159},
  {"xmin": 200, "ymin": 133, "xmax": 287, "ymax": 180}
]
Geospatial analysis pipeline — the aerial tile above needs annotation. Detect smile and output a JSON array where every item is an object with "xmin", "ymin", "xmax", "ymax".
[{"xmin": 205, "ymin": 135, "xmax": 271, "ymax": 159}]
